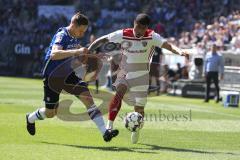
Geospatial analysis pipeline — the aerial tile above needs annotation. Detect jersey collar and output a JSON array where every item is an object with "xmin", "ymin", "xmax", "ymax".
[
  {"xmin": 65, "ymin": 27, "xmax": 75, "ymax": 39},
  {"xmin": 133, "ymin": 29, "xmax": 144, "ymax": 39}
]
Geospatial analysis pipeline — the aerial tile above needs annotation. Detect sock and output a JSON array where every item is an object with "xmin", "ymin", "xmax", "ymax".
[
  {"xmin": 107, "ymin": 93, "xmax": 123, "ymax": 129},
  {"xmin": 28, "ymin": 108, "xmax": 46, "ymax": 123},
  {"xmin": 106, "ymin": 120, "xmax": 113, "ymax": 129},
  {"xmin": 87, "ymin": 105, "xmax": 106, "ymax": 135}
]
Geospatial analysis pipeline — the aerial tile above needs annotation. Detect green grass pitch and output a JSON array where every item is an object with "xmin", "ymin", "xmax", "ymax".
[{"xmin": 0, "ymin": 76, "xmax": 240, "ymax": 160}]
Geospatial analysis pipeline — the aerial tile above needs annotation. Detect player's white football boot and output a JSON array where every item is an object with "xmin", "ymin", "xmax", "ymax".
[{"xmin": 131, "ymin": 130, "xmax": 140, "ymax": 144}]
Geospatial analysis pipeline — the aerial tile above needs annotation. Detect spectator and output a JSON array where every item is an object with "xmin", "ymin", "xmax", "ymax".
[
  {"xmin": 160, "ymin": 64, "xmax": 176, "ymax": 93},
  {"xmin": 0, "ymin": 0, "xmax": 239, "ymax": 77},
  {"xmin": 204, "ymin": 44, "xmax": 224, "ymax": 103}
]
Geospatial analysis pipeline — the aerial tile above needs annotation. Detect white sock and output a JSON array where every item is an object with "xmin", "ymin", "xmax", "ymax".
[
  {"xmin": 92, "ymin": 116, "xmax": 107, "ymax": 135},
  {"xmin": 106, "ymin": 120, "xmax": 113, "ymax": 129},
  {"xmin": 87, "ymin": 105, "xmax": 107, "ymax": 135},
  {"xmin": 28, "ymin": 108, "xmax": 46, "ymax": 123}
]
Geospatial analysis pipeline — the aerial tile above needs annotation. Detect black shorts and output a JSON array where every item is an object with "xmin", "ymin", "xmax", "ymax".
[{"xmin": 43, "ymin": 72, "xmax": 89, "ymax": 109}]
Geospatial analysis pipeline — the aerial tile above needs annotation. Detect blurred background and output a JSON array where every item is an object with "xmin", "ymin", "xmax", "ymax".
[{"xmin": 0, "ymin": 0, "xmax": 239, "ymax": 98}]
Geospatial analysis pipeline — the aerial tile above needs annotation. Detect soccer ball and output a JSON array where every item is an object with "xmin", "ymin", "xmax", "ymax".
[{"xmin": 124, "ymin": 112, "xmax": 144, "ymax": 132}]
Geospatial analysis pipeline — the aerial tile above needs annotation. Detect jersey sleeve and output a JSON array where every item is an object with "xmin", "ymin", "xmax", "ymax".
[
  {"xmin": 106, "ymin": 30, "xmax": 123, "ymax": 43},
  {"xmin": 152, "ymin": 32, "xmax": 167, "ymax": 48},
  {"xmin": 53, "ymin": 32, "xmax": 67, "ymax": 48}
]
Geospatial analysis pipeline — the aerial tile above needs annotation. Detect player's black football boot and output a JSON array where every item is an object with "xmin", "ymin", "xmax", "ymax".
[
  {"xmin": 26, "ymin": 114, "xmax": 35, "ymax": 136},
  {"xmin": 103, "ymin": 129, "xmax": 119, "ymax": 142}
]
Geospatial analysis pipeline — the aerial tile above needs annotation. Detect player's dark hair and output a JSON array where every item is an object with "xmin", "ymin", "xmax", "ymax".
[
  {"xmin": 135, "ymin": 13, "xmax": 151, "ymax": 26},
  {"xmin": 71, "ymin": 12, "xmax": 89, "ymax": 26}
]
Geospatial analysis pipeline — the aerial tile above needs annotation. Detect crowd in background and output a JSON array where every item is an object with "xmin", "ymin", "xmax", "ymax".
[
  {"xmin": 0, "ymin": 0, "xmax": 239, "ymax": 78},
  {"xmin": 170, "ymin": 11, "xmax": 240, "ymax": 53}
]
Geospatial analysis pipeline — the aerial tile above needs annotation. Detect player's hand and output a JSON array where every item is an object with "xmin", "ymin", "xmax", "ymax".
[
  {"xmin": 180, "ymin": 51, "xmax": 190, "ymax": 60},
  {"xmin": 79, "ymin": 47, "xmax": 89, "ymax": 64},
  {"xmin": 96, "ymin": 53, "xmax": 109, "ymax": 60},
  {"xmin": 78, "ymin": 47, "xmax": 89, "ymax": 55}
]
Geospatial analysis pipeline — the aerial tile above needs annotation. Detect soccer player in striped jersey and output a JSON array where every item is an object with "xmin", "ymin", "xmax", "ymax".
[
  {"xmin": 88, "ymin": 13, "xmax": 189, "ymax": 143},
  {"xmin": 25, "ymin": 12, "xmax": 118, "ymax": 142}
]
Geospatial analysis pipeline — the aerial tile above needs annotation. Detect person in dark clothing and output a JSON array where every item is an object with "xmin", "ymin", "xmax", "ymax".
[
  {"xmin": 175, "ymin": 63, "xmax": 182, "ymax": 80},
  {"xmin": 149, "ymin": 46, "xmax": 162, "ymax": 95},
  {"xmin": 204, "ymin": 44, "xmax": 224, "ymax": 103}
]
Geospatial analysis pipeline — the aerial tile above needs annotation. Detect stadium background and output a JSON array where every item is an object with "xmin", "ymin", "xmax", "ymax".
[
  {"xmin": 1, "ymin": 1, "xmax": 240, "ymax": 160},
  {"xmin": 0, "ymin": 0, "xmax": 239, "ymax": 78}
]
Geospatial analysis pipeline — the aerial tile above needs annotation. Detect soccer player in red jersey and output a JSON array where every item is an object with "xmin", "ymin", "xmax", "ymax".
[{"xmin": 88, "ymin": 13, "xmax": 189, "ymax": 143}]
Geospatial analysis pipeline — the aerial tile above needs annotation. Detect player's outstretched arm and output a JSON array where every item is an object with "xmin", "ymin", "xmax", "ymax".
[
  {"xmin": 161, "ymin": 42, "xmax": 189, "ymax": 58},
  {"xmin": 88, "ymin": 36, "xmax": 109, "ymax": 53},
  {"xmin": 50, "ymin": 45, "xmax": 88, "ymax": 60}
]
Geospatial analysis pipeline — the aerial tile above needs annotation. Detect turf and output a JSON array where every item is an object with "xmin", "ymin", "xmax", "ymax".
[{"xmin": 0, "ymin": 76, "xmax": 240, "ymax": 160}]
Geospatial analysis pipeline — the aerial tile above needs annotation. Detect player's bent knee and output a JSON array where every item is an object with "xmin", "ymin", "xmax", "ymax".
[{"xmin": 116, "ymin": 84, "xmax": 127, "ymax": 96}]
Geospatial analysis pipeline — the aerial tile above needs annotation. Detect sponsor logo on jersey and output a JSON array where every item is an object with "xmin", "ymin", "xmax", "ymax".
[
  {"xmin": 126, "ymin": 49, "xmax": 147, "ymax": 54},
  {"xmin": 55, "ymin": 34, "xmax": 63, "ymax": 43},
  {"xmin": 67, "ymin": 43, "xmax": 80, "ymax": 49}
]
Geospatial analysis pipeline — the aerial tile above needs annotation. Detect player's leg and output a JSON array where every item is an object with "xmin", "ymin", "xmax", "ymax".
[
  {"xmin": 27, "ymin": 107, "xmax": 57, "ymax": 121},
  {"xmin": 77, "ymin": 90, "xmax": 104, "ymax": 130},
  {"xmin": 148, "ymin": 75, "xmax": 152, "ymax": 94},
  {"xmin": 26, "ymin": 105, "xmax": 63, "ymax": 136},
  {"xmin": 155, "ymin": 76, "xmax": 160, "ymax": 96},
  {"xmin": 107, "ymin": 83, "xmax": 128, "ymax": 129},
  {"xmin": 131, "ymin": 91, "xmax": 147, "ymax": 144},
  {"xmin": 65, "ymin": 73, "xmax": 118, "ymax": 141},
  {"xmin": 155, "ymin": 64, "xmax": 160, "ymax": 96},
  {"xmin": 131, "ymin": 105, "xmax": 145, "ymax": 144},
  {"xmin": 95, "ymin": 79, "xmax": 99, "ymax": 94},
  {"xmin": 26, "ymin": 78, "xmax": 60, "ymax": 135},
  {"xmin": 75, "ymin": 90, "xmax": 118, "ymax": 141}
]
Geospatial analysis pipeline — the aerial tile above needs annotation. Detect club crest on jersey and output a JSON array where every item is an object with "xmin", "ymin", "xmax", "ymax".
[
  {"xmin": 142, "ymin": 41, "xmax": 148, "ymax": 47},
  {"xmin": 55, "ymin": 34, "xmax": 63, "ymax": 43},
  {"xmin": 121, "ymin": 41, "xmax": 132, "ymax": 50}
]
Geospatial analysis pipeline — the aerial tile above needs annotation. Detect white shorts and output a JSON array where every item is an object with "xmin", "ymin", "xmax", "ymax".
[{"xmin": 113, "ymin": 71, "xmax": 149, "ymax": 107}]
